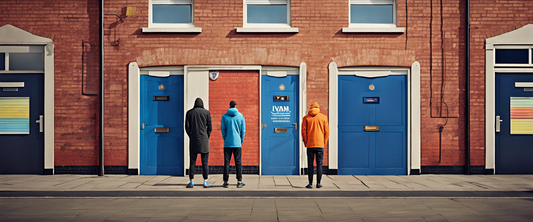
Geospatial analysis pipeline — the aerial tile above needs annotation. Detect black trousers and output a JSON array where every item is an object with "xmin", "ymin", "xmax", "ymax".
[
  {"xmin": 190, "ymin": 152, "xmax": 209, "ymax": 180},
  {"xmin": 307, "ymin": 148, "xmax": 323, "ymax": 184},
  {"xmin": 223, "ymin": 147, "xmax": 242, "ymax": 182}
]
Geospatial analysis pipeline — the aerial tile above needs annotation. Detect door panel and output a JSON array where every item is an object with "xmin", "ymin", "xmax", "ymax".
[
  {"xmin": 338, "ymin": 75, "xmax": 407, "ymax": 175},
  {"xmin": 140, "ymin": 75, "xmax": 184, "ymax": 175},
  {"xmin": 261, "ymin": 75, "xmax": 299, "ymax": 175},
  {"xmin": 495, "ymin": 73, "xmax": 533, "ymax": 174},
  {"xmin": 0, "ymin": 74, "xmax": 44, "ymax": 174}
]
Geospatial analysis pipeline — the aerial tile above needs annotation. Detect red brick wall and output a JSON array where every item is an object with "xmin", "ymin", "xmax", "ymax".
[
  {"xmin": 468, "ymin": 0, "xmax": 533, "ymax": 166},
  {"xmin": 209, "ymin": 71, "xmax": 260, "ymax": 166},
  {"xmin": 5, "ymin": 0, "xmax": 531, "ymax": 170},
  {"xmin": 0, "ymin": 1, "xmax": 102, "ymax": 166}
]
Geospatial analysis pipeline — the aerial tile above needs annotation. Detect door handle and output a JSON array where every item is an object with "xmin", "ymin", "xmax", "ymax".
[
  {"xmin": 292, "ymin": 123, "xmax": 297, "ymax": 131},
  {"xmin": 35, "ymin": 115, "xmax": 43, "ymax": 133},
  {"xmin": 495, "ymin": 116, "xmax": 503, "ymax": 133},
  {"xmin": 262, "ymin": 123, "xmax": 267, "ymax": 130},
  {"xmin": 142, "ymin": 123, "xmax": 146, "ymax": 130}
]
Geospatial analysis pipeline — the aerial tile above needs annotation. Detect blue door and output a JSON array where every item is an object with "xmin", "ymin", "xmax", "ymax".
[
  {"xmin": 140, "ymin": 75, "xmax": 184, "ymax": 175},
  {"xmin": 338, "ymin": 75, "xmax": 407, "ymax": 175},
  {"xmin": 495, "ymin": 73, "xmax": 533, "ymax": 174},
  {"xmin": 261, "ymin": 75, "xmax": 299, "ymax": 175},
  {"xmin": 0, "ymin": 74, "xmax": 44, "ymax": 174}
]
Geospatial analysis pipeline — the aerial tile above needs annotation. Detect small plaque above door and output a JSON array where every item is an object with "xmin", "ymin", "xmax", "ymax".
[{"xmin": 153, "ymin": 95, "xmax": 169, "ymax": 101}]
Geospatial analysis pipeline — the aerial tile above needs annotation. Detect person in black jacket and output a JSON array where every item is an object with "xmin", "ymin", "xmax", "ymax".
[{"xmin": 185, "ymin": 98, "xmax": 212, "ymax": 188}]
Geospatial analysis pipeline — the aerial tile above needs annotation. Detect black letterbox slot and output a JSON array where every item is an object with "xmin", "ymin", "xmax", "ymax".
[{"xmin": 153, "ymin": 95, "xmax": 169, "ymax": 101}]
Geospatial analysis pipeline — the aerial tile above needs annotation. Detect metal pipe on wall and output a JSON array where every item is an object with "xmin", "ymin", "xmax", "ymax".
[
  {"xmin": 99, "ymin": 0, "xmax": 105, "ymax": 176},
  {"xmin": 465, "ymin": 0, "xmax": 471, "ymax": 174}
]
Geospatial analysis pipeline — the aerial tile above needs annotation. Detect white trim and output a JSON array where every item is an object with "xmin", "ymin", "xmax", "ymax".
[
  {"xmin": 299, "ymin": 62, "xmax": 307, "ymax": 175},
  {"xmin": 148, "ymin": 71, "xmax": 171, "ymax": 77},
  {"xmin": 145, "ymin": 0, "xmax": 202, "ymax": 33},
  {"xmin": 342, "ymin": 27, "xmax": 404, "ymax": 33},
  {"xmin": 241, "ymin": 0, "xmax": 296, "ymax": 32},
  {"xmin": 142, "ymin": 27, "xmax": 202, "ymax": 33},
  {"xmin": 265, "ymin": 70, "xmax": 287, "ymax": 77},
  {"xmin": 485, "ymin": 24, "xmax": 533, "ymax": 173},
  {"xmin": 516, "ymin": 82, "xmax": 533, "ymax": 87},
  {"xmin": 328, "ymin": 62, "xmax": 339, "ymax": 170},
  {"xmin": 128, "ymin": 64, "xmax": 303, "ymax": 176},
  {"xmin": 329, "ymin": 63, "xmax": 419, "ymax": 175},
  {"xmin": 236, "ymin": 27, "xmax": 299, "ymax": 33},
  {"xmin": 128, "ymin": 62, "xmax": 141, "ymax": 174},
  {"xmin": 0, "ymin": 82, "xmax": 24, "ymax": 87},
  {"xmin": 0, "ymin": 25, "xmax": 54, "ymax": 174},
  {"xmin": 347, "ymin": 0, "xmax": 398, "ymax": 31}
]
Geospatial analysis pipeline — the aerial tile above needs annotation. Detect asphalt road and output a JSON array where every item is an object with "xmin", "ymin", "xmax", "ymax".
[{"xmin": 1, "ymin": 195, "xmax": 533, "ymax": 221}]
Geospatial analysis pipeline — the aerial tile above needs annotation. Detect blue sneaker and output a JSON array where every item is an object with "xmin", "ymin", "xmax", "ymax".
[
  {"xmin": 203, "ymin": 181, "xmax": 210, "ymax": 188},
  {"xmin": 186, "ymin": 181, "xmax": 194, "ymax": 188}
]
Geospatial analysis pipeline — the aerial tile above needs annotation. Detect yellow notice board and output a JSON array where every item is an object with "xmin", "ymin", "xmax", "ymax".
[
  {"xmin": 510, "ymin": 97, "xmax": 533, "ymax": 134},
  {"xmin": 0, "ymin": 97, "xmax": 30, "ymax": 134}
]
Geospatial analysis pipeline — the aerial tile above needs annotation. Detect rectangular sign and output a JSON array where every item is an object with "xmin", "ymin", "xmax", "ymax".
[
  {"xmin": 0, "ymin": 97, "xmax": 30, "ymax": 134},
  {"xmin": 363, "ymin": 97, "xmax": 379, "ymax": 103},
  {"xmin": 510, "ymin": 97, "xmax": 533, "ymax": 134}
]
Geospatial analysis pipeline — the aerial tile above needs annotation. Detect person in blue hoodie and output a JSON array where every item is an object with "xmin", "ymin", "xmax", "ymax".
[{"xmin": 221, "ymin": 101, "xmax": 246, "ymax": 188}]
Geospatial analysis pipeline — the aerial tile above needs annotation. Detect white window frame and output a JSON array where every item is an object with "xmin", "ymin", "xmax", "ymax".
[
  {"xmin": 237, "ymin": 0, "xmax": 298, "ymax": 33},
  {"xmin": 493, "ymin": 45, "xmax": 533, "ymax": 67},
  {"xmin": 343, "ymin": 0, "xmax": 404, "ymax": 33},
  {"xmin": 143, "ymin": 0, "xmax": 202, "ymax": 33}
]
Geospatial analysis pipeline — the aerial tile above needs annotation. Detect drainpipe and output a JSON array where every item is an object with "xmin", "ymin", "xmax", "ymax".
[
  {"xmin": 465, "ymin": 0, "xmax": 471, "ymax": 175},
  {"xmin": 98, "ymin": 0, "xmax": 105, "ymax": 176}
]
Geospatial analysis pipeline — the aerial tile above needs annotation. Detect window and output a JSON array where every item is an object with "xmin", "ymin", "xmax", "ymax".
[
  {"xmin": 9, "ymin": 53, "xmax": 44, "ymax": 71},
  {"xmin": 343, "ymin": 0, "xmax": 403, "ymax": 33},
  {"xmin": 143, "ymin": 0, "xmax": 201, "ymax": 33},
  {"xmin": 0, "ymin": 53, "xmax": 4, "ymax": 70},
  {"xmin": 237, "ymin": 0, "xmax": 298, "ymax": 33},
  {"xmin": 495, "ymin": 49, "xmax": 529, "ymax": 64}
]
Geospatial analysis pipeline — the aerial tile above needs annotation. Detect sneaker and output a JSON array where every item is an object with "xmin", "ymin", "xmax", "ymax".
[
  {"xmin": 223, "ymin": 181, "xmax": 229, "ymax": 188},
  {"xmin": 203, "ymin": 181, "xmax": 210, "ymax": 188},
  {"xmin": 316, "ymin": 183, "xmax": 322, "ymax": 188},
  {"xmin": 186, "ymin": 181, "xmax": 194, "ymax": 188},
  {"xmin": 237, "ymin": 181, "xmax": 245, "ymax": 188},
  {"xmin": 305, "ymin": 184, "xmax": 313, "ymax": 189}
]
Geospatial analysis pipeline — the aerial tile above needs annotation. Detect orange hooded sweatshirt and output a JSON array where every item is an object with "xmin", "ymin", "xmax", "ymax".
[{"xmin": 301, "ymin": 102, "xmax": 329, "ymax": 148}]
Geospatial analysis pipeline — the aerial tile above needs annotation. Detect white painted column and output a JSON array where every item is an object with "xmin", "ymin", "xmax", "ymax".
[
  {"xmin": 410, "ymin": 61, "xmax": 421, "ymax": 174},
  {"xmin": 328, "ymin": 61, "xmax": 338, "ymax": 171},
  {"xmin": 44, "ymin": 43, "xmax": 55, "ymax": 173},
  {"xmin": 128, "ymin": 62, "xmax": 140, "ymax": 174}
]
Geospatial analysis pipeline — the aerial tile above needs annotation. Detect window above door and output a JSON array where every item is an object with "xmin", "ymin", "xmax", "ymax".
[
  {"xmin": 236, "ymin": 0, "xmax": 299, "ymax": 33},
  {"xmin": 343, "ymin": 0, "xmax": 404, "ymax": 33},
  {"xmin": 142, "ymin": 0, "xmax": 202, "ymax": 33}
]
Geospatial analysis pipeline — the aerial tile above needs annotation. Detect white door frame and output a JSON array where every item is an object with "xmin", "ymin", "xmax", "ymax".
[
  {"xmin": 485, "ymin": 24, "xmax": 533, "ymax": 173},
  {"xmin": 128, "ymin": 63, "xmax": 307, "ymax": 175},
  {"xmin": 0, "ymin": 25, "xmax": 55, "ymax": 174},
  {"xmin": 328, "ymin": 61, "xmax": 421, "ymax": 175}
]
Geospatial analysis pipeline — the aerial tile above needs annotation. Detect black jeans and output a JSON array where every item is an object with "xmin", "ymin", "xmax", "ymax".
[
  {"xmin": 223, "ymin": 147, "xmax": 242, "ymax": 182},
  {"xmin": 307, "ymin": 148, "xmax": 323, "ymax": 184},
  {"xmin": 190, "ymin": 152, "xmax": 209, "ymax": 180}
]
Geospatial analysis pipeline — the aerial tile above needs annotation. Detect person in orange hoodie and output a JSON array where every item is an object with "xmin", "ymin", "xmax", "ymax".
[{"xmin": 301, "ymin": 101, "xmax": 329, "ymax": 189}]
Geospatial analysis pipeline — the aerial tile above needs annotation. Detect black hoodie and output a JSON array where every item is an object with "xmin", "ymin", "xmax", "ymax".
[{"xmin": 185, "ymin": 98, "xmax": 212, "ymax": 153}]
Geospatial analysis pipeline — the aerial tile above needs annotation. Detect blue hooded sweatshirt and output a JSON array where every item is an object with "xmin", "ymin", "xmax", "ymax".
[{"xmin": 221, "ymin": 108, "xmax": 245, "ymax": 148}]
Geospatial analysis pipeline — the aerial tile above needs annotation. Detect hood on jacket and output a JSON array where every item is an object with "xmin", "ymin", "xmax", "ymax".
[
  {"xmin": 194, "ymin": 98, "xmax": 204, "ymax": 108},
  {"xmin": 308, "ymin": 102, "xmax": 320, "ymax": 116},
  {"xmin": 226, "ymin": 107, "xmax": 239, "ymax": 116}
]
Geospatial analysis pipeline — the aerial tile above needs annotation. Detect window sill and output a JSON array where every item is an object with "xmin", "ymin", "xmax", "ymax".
[
  {"xmin": 142, "ymin": 27, "xmax": 202, "ymax": 33},
  {"xmin": 236, "ymin": 27, "xmax": 299, "ymax": 33},
  {"xmin": 342, "ymin": 27, "xmax": 405, "ymax": 33}
]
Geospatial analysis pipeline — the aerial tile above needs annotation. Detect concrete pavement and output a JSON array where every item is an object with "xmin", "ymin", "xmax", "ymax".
[{"xmin": 1, "ymin": 174, "xmax": 533, "ymax": 221}]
